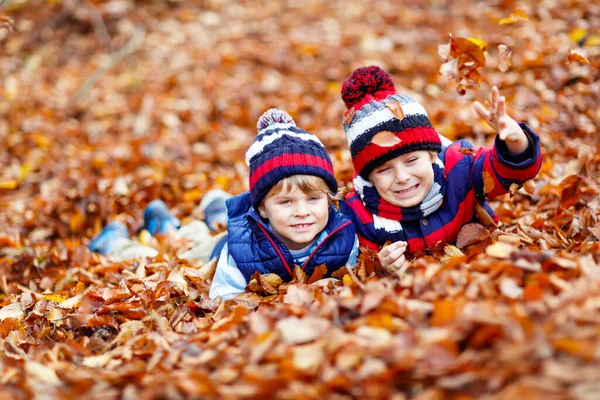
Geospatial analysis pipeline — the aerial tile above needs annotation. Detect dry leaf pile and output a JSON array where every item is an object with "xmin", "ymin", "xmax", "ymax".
[{"xmin": 1, "ymin": 0, "xmax": 599, "ymax": 398}]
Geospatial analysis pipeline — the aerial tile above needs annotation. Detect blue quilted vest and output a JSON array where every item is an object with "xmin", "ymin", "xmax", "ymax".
[{"xmin": 224, "ymin": 192, "xmax": 356, "ymax": 282}]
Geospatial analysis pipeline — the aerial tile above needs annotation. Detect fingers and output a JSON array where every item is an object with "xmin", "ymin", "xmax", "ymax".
[
  {"xmin": 379, "ymin": 241, "xmax": 406, "ymax": 257},
  {"xmin": 498, "ymin": 95, "xmax": 506, "ymax": 116},
  {"xmin": 473, "ymin": 101, "xmax": 489, "ymax": 120}
]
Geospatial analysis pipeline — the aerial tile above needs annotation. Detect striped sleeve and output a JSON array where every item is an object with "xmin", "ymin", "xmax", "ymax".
[{"xmin": 472, "ymin": 123, "xmax": 542, "ymax": 200}]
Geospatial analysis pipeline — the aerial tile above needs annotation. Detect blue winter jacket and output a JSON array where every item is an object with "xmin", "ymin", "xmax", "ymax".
[{"xmin": 212, "ymin": 192, "xmax": 357, "ymax": 284}]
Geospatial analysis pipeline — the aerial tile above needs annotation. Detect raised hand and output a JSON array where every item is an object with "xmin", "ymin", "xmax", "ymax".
[{"xmin": 473, "ymin": 86, "xmax": 529, "ymax": 154}]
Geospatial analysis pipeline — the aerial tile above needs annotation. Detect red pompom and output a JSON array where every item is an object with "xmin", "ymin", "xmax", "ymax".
[{"xmin": 341, "ymin": 66, "xmax": 396, "ymax": 110}]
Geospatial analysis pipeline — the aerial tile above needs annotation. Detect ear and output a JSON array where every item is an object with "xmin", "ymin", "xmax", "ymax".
[
  {"xmin": 429, "ymin": 151, "xmax": 439, "ymax": 163},
  {"xmin": 258, "ymin": 204, "xmax": 268, "ymax": 219}
]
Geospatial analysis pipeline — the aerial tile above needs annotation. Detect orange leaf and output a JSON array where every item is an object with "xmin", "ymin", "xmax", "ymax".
[
  {"xmin": 523, "ymin": 283, "xmax": 543, "ymax": 302},
  {"xmin": 307, "ymin": 264, "xmax": 327, "ymax": 285},
  {"xmin": 430, "ymin": 299, "xmax": 456, "ymax": 326},
  {"xmin": 552, "ymin": 338, "xmax": 595, "ymax": 360},
  {"xmin": 566, "ymin": 49, "xmax": 590, "ymax": 65},
  {"xmin": 499, "ymin": 8, "xmax": 529, "ymax": 25},
  {"xmin": 509, "ymin": 183, "xmax": 519, "ymax": 198},
  {"xmin": 371, "ymin": 131, "xmax": 401, "ymax": 147},
  {"xmin": 482, "ymin": 171, "xmax": 495, "ymax": 194},
  {"xmin": 386, "ymin": 101, "xmax": 405, "ymax": 121},
  {"xmin": 558, "ymin": 174, "xmax": 582, "ymax": 209}
]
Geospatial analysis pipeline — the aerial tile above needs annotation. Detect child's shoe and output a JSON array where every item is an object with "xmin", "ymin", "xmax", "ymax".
[
  {"xmin": 88, "ymin": 222, "xmax": 129, "ymax": 255},
  {"xmin": 143, "ymin": 200, "xmax": 181, "ymax": 236},
  {"xmin": 198, "ymin": 189, "xmax": 232, "ymax": 231}
]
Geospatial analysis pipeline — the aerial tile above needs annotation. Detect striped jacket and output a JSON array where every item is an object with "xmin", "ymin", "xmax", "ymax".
[{"xmin": 341, "ymin": 123, "xmax": 542, "ymax": 251}]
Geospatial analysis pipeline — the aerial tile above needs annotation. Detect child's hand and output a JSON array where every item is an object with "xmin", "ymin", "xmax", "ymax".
[
  {"xmin": 378, "ymin": 241, "xmax": 407, "ymax": 276},
  {"xmin": 473, "ymin": 86, "xmax": 529, "ymax": 154}
]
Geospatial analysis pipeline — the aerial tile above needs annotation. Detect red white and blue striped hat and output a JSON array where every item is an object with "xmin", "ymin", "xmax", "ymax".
[
  {"xmin": 341, "ymin": 66, "xmax": 442, "ymax": 180},
  {"xmin": 246, "ymin": 108, "xmax": 337, "ymax": 207}
]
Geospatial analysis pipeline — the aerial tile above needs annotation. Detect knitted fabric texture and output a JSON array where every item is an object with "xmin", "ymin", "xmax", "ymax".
[
  {"xmin": 246, "ymin": 108, "xmax": 337, "ymax": 207},
  {"xmin": 341, "ymin": 65, "xmax": 442, "ymax": 180}
]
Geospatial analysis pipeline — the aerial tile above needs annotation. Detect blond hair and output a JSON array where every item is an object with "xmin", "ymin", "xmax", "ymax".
[{"xmin": 262, "ymin": 175, "xmax": 336, "ymax": 205}]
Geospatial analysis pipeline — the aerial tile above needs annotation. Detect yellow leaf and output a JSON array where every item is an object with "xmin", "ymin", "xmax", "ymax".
[
  {"xmin": 139, "ymin": 229, "xmax": 152, "ymax": 246},
  {"xmin": 485, "ymin": 242, "xmax": 516, "ymax": 258},
  {"xmin": 0, "ymin": 180, "xmax": 19, "ymax": 190},
  {"xmin": 43, "ymin": 294, "xmax": 68, "ymax": 303},
  {"xmin": 444, "ymin": 245, "xmax": 465, "ymax": 258},
  {"xmin": 499, "ymin": 8, "xmax": 529, "ymax": 25},
  {"xmin": 342, "ymin": 274, "xmax": 355, "ymax": 286},
  {"xmin": 467, "ymin": 37, "xmax": 488, "ymax": 54}
]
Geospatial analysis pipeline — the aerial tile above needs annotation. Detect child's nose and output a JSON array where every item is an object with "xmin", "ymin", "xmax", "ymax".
[
  {"xmin": 394, "ymin": 169, "xmax": 410, "ymax": 183},
  {"xmin": 294, "ymin": 202, "xmax": 310, "ymax": 216}
]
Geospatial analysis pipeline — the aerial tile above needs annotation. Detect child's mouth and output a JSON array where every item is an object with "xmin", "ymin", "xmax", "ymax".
[
  {"xmin": 291, "ymin": 223, "xmax": 314, "ymax": 229},
  {"xmin": 394, "ymin": 184, "xmax": 419, "ymax": 198}
]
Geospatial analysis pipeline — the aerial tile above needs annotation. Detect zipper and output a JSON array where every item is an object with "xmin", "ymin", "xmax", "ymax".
[
  {"xmin": 302, "ymin": 221, "xmax": 352, "ymax": 271},
  {"xmin": 255, "ymin": 222, "xmax": 293, "ymax": 278}
]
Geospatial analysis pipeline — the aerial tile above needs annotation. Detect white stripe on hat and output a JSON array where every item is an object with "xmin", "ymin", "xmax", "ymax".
[
  {"xmin": 374, "ymin": 214, "xmax": 403, "ymax": 232},
  {"xmin": 245, "ymin": 129, "xmax": 325, "ymax": 166},
  {"xmin": 345, "ymin": 101, "xmax": 429, "ymax": 146}
]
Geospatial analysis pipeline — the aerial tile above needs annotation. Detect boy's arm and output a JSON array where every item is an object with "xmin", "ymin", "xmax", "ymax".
[
  {"xmin": 209, "ymin": 243, "xmax": 248, "ymax": 300},
  {"xmin": 470, "ymin": 87, "xmax": 542, "ymax": 199}
]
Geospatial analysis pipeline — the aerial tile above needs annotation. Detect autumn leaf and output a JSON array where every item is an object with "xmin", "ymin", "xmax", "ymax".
[
  {"xmin": 307, "ymin": 264, "xmax": 327, "ymax": 284},
  {"xmin": 482, "ymin": 171, "xmax": 495, "ymax": 194},
  {"xmin": 558, "ymin": 174, "xmax": 582, "ymax": 209},
  {"xmin": 509, "ymin": 183, "xmax": 519, "ymax": 198},
  {"xmin": 497, "ymin": 44, "xmax": 513, "ymax": 72},
  {"xmin": 293, "ymin": 265, "xmax": 308, "ymax": 284},
  {"xmin": 456, "ymin": 223, "xmax": 491, "ymax": 249},
  {"xmin": 566, "ymin": 49, "xmax": 590, "ymax": 65},
  {"xmin": 499, "ymin": 8, "xmax": 529, "ymax": 25}
]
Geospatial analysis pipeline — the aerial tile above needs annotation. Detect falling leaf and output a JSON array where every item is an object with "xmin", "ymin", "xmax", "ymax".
[
  {"xmin": 498, "ymin": 44, "xmax": 513, "ymax": 72},
  {"xmin": 474, "ymin": 203, "xmax": 498, "ymax": 229},
  {"xmin": 499, "ymin": 8, "xmax": 530, "ymax": 25},
  {"xmin": 566, "ymin": 49, "xmax": 590, "ymax": 65}
]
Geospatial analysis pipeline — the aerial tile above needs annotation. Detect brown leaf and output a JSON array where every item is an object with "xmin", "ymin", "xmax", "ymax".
[
  {"xmin": 459, "ymin": 147, "xmax": 475, "ymax": 156},
  {"xmin": 307, "ymin": 264, "xmax": 327, "ymax": 284},
  {"xmin": 497, "ymin": 44, "xmax": 513, "ymax": 72},
  {"xmin": 509, "ymin": 183, "xmax": 519, "ymax": 198},
  {"xmin": 342, "ymin": 108, "xmax": 356, "ymax": 125},
  {"xmin": 456, "ymin": 223, "xmax": 491, "ymax": 248},
  {"xmin": 293, "ymin": 265, "xmax": 308, "ymax": 284},
  {"xmin": 474, "ymin": 202, "xmax": 498, "ymax": 229},
  {"xmin": 386, "ymin": 101, "xmax": 405, "ymax": 120},
  {"xmin": 558, "ymin": 174, "xmax": 582, "ymax": 209}
]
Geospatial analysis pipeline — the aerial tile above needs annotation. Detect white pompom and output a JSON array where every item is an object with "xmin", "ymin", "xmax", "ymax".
[{"xmin": 257, "ymin": 108, "xmax": 295, "ymax": 133}]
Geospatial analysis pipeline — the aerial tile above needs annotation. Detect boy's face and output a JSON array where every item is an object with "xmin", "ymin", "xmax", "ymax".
[
  {"xmin": 369, "ymin": 150, "xmax": 437, "ymax": 208},
  {"xmin": 258, "ymin": 183, "xmax": 329, "ymax": 251}
]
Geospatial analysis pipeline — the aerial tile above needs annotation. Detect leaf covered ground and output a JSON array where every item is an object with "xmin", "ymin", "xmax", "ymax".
[{"xmin": 0, "ymin": 0, "xmax": 599, "ymax": 398}]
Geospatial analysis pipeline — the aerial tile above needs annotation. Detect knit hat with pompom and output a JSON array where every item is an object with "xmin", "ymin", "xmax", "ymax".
[
  {"xmin": 341, "ymin": 66, "xmax": 442, "ymax": 180},
  {"xmin": 245, "ymin": 108, "xmax": 337, "ymax": 207}
]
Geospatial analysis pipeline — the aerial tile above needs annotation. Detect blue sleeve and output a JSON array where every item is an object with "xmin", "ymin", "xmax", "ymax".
[
  {"xmin": 345, "ymin": 234, "xmax": 359, "ymax": 269},
  {"xmin": 208, "ymin": 244, "xmax": 248, "ymax": 300}
]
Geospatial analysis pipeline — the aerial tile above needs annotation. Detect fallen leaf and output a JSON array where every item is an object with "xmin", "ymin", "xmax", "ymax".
[
  {"xmin": 499, "ymin": 8, "xmax": 529, "ymax": 25},
  {"xmin": 456, "ymin": 223, "xmax": 491, "ymax": 248},
  {"xmin": 566, "ymin": 49, "xmax": 590, "ymax": 65},
  {"xmin": 482, "ymin": 171, "xmax": 495, "ymax": 194},
  {"xmin": 307, "ymin": 264, "xmax": 327, "ymax": 284}
]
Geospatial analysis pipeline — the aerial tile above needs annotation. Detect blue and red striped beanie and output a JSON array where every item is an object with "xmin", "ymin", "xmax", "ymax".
[
  {"xmin": 246, "ymin": 108, "xmax": 338, "ymax": 207},
  {"xmin": 341, "ymin": 66, "xmax": 442, "ymax": 180}
]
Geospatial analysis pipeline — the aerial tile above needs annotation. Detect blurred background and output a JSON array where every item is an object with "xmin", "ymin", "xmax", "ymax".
[{"xmin": 0, "ymin": 0, "xmax": 598, "ymax": 242}]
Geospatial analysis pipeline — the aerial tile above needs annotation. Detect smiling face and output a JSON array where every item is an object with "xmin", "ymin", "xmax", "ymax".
[
  {"xmin": 368, "ymin": 151, "xmax": 437, "ymax": 208},
  {"xmin": 258, "ymin": 176, "xmax": 331, "ymax": 251}
]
